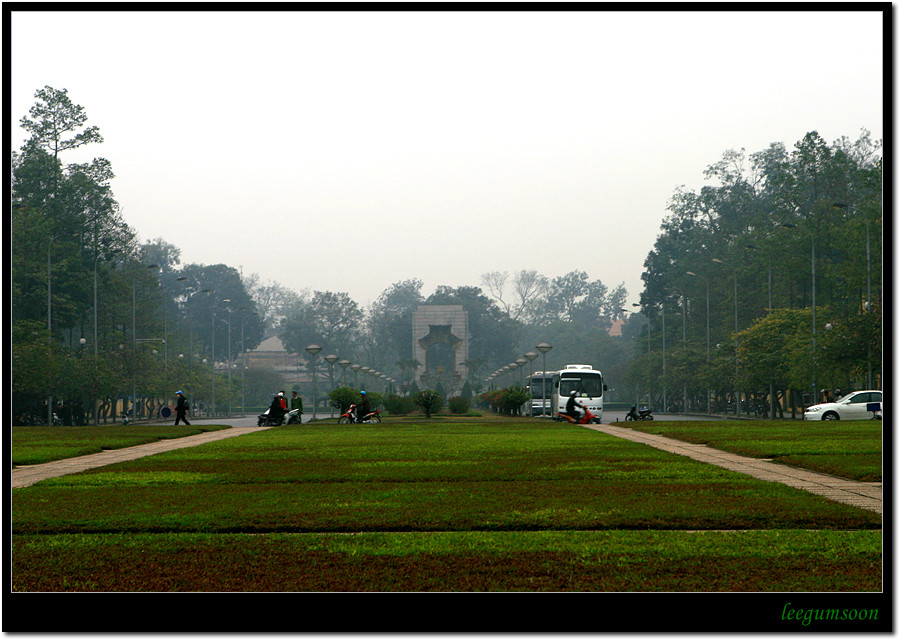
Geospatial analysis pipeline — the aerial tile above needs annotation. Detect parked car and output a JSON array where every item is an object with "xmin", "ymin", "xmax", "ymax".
[{"xmin": 804, "ymin": 390, "xmax": 883, "ymax": 421}]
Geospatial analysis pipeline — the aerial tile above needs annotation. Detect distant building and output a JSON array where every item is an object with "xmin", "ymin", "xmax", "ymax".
[
  {"xmin": 608, "ymin": 317, "xmax": 625, "ymax": 337},
  {"xmin": 245, "ymin": 335, "xmax": 307, "ymax": 385}
]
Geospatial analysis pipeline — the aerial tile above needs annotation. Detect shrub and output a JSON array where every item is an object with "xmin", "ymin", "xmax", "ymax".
[
  {"xmin": 448, "ymin": 396, "xmax": 470, "ymax": 415},
  {"xmin": 413, "ymin": 390, "xmax": 443, "ymax": 418},
  {"xmin": 385, "ymin": 394, "xmax": 415, "ymax": 416},
  {"xmin": 328, "ymin": 387, "xmax": 360, "ymax": 414}
]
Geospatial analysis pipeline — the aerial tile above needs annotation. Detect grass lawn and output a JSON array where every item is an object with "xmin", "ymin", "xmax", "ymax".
[
  {"xmin": 11, "ymin": 424, "xmax": 230, "ymax": 466},
  {"xmin": 11, "ymin": 421, "xmax": 882, "ymax": 594},
  {"xmin": 625, "ymin": 419, "xmax": 883, "ymax": 481}
]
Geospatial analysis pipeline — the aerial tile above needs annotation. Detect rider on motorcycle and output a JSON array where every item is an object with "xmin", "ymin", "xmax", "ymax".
[
  {"xmin": 565, "ymin": 390, "xmax": 585, "ymax": 422},
  {"xmin": 268, "ymin": 392, "xmax": 287, "ymax": 425},
  {"xmin": 354, "ymin": 390, "xmax": 371, "ymax": 423}
]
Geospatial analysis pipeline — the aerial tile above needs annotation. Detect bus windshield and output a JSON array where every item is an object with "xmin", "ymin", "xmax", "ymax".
[
  {"xmin": 528, "ymin": 378, "xmax": 551, "ymax": 397},
  {"xmin": 559, "ymin": 373, "xmax": 603, "ymax": 397}
]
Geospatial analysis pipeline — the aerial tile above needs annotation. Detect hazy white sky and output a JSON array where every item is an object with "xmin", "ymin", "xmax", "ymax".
[{"xmin": 10, "ymin": 9, "xmax": 884, "ymax": 308}]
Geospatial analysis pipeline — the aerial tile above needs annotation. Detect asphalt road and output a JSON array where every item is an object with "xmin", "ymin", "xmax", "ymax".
[{"xmin": 187, "ymin": 410, "xmax": 725, "ymax": 428}]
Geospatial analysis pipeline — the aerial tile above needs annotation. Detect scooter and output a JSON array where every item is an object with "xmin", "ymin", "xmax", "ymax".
[
  {"xmin": 625, "ymin": 404, "xmax": 654, "ymax": 421},
  {"xmin": 557, "ymin": 404, "xmax": 601, "ymax": 425},
  {"xmin": 121, "ymin": 409, "xmax": 133, "ymax": 426},
  {"xmin": 338, "ymin": 403, "xmax": 383, "ymax": 424},
  {"xmin": 257, "ymin": 407, "xmax": 302, "ymax": 426}
]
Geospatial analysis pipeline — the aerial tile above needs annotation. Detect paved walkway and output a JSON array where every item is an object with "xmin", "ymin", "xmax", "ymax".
[
  {"xmin": 11, "ymin": 421, "xmax": 883, "ymax": 515},
  {"xmin": 586, "ymin": 423, "xmax": 882, "ymax": 515},
  {"xmin": 11, "ymin": 424, "xmax": 269, "ymax": 489}
]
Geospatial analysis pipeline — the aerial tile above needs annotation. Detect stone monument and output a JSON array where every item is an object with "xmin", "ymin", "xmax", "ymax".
[{"xmin": 412, "ymin": 305, "xmax": 469, "ymax": 387}]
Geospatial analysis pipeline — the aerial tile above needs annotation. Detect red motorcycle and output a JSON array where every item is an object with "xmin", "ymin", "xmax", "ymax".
[
  {"xmin": 338, "ymin": 403, "xmax": 383, "ymax": 424},
  {"xmin": 557, "ymin": 404, "xmax": 601, "ymax": 425}
]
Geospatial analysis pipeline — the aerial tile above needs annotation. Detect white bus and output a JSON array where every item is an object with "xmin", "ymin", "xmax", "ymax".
[
  {"xmin": 525, "ymin": 371, "xmax": 555, "ymax": 416},
  {"xmin": 551, "ymin": 364, "xmax": 607, "ymax": 422}
]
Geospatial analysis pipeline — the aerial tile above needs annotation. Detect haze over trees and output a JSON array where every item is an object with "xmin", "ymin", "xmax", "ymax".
[
  {"xmin": 11, "ymin": 86, "xmax": 881, "ymax": 421},
  {"xmin": 627, "ymin": 130, "xmax": 882, "ymax": 415}
]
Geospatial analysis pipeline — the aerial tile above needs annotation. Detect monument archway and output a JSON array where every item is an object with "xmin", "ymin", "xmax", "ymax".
[{"xmin": 412, "ymin": 305, "xmax": 469, "ymax": 387}]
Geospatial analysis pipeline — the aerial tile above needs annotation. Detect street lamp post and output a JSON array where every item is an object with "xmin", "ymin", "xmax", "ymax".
[
  {"xmin": 515, "ymin": 358, "xmax": 527, "ymax": 386},
  {"xmin": 536, "ymin": 342, "xmax": 552, "ymax": 417},
  {"xmin": 834, "ymin": 202, "xmax": 874, "ymax": 388},
  {"xmin": 306, "ymin": 345, "xmax": 322, "ymax": 420},
  {"xmin": 523, "ymin": 351, "xmax": 538, "ymax": 415},
  {"xmin": 339, "ymin": 360, "xmax": 351, "ymax": 386},
  {"xmin": 46, "ymin": 231, "xmax": 78, "ymax": 426},
  {"xmin": 712, "ymin": 258, "xmax": 740, "ymax": 416},
  {"xmin": 325, "ymin": 354, "xmax": 339, "ymax": 417},
  {"xmin": 686, "ymin": 271, "xmax": 711, "ymax": 413},
  {"xmin": 222, "ymin": 299, "xmax": 232, "ymax": 417},
  {"xmin": 780, "ymin": 223, "xmax": 817, "ymax": 402}
]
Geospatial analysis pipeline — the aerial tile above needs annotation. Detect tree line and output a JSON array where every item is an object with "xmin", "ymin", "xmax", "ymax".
[
  {"xmin": 624, "ymin": 130, "xmax": 882, "ymax": 416},
  {"xmin": 11, "ymin": 86, "xmax": 881, "ymax": 423},
  {"xmin": 10, "ymin": 86, "xmax": 633, "ymax": 423}
]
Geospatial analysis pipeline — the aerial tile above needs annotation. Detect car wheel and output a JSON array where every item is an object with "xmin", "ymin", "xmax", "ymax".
[{"xmin": 822, "ymin": 412, "xmax": 840, "ymax": 421}]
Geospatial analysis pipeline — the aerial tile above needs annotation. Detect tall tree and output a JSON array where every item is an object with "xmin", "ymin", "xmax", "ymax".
[
  {"xmin": 279, "ymin": 291, "xmax": 364, "ymax": 361},
  {"xmin": 20, "ymin": 86, "xmax": 103, "ymax": 159}
]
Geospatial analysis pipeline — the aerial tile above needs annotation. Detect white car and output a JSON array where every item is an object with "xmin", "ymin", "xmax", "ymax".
[{"xmin": 804, "ymin": 390, "xmax": 883, "ymax": 421}]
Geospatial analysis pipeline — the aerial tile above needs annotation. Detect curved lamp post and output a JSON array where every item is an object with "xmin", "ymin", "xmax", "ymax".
[{"xmin": 306, "ymin": 344, "xmax": 322, "ymax": 420}]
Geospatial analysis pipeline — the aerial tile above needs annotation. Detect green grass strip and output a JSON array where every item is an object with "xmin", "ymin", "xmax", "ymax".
[
  {"xmin": 11, "ymin": 424, "xmax": 231, "ymax": 466},
  {"xmin": 627, "ymin": 420, "xmax": 883, "ymax": 481},
  {"xmin": 12, "ymin": 423, "xmax": 881, "ymax": 534}
]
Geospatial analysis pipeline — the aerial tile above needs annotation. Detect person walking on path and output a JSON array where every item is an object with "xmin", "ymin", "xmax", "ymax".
[
  {"xmin": 291, "ymin": 391, "xmax": 303, "ymax": 415},
  {"xmin": 174, "ymin": 390, "xmax": 191, "ymax": 425}
]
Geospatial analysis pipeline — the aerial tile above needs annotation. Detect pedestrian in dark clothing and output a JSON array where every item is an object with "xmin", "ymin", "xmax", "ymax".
[{"xmin": 175, "ymin": 390, "xmax": 191, "ymax": 425}]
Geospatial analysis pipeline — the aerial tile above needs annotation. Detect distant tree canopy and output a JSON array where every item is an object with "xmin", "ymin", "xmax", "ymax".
[
  {"xmin": 627, "ymin": 129, "xmax": 881, "ymax": 410},
  {"xmin": 11, "ymin": 84, "xmax": 880, "ymax": 421}
]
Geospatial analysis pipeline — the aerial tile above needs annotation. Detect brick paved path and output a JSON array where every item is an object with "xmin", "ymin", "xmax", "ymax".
[{"xmin": 586, "ymin": 423, "xmax": 882, "ymax": 514}]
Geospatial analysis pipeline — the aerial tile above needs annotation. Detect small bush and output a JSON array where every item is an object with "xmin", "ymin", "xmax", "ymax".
[
  {"xmin": 328, "ymin": 387, "xmax": 360, "ymax": 414},
  {"xmin": 413, "ymin": 390, "xmax": 443, "ymax": 418},
  {"xmin": 448, "ymin": 396, "xmax": 470, "ymax": 415},
  {"xmin": 385, "ymin": 394, "xmax": 415, "ymax": 416}
]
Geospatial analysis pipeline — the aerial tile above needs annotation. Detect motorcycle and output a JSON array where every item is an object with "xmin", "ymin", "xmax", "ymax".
[
  {"xmin": 338, "ymin": 403, "xmax": 383, "ymax": 424},
  {"xmin": 257, "ymin": 407, "xmax": 302, "ymax": 427},
  {"xmin": 121, "ymin": 409, "xmax": 133, "ymax": 426},
  {"xmin": 625, "ymin": 404, "xmax": 654, "ymax": 421},
  {"xmin": 557, "ymin": 404, "xmax": 601, "ymax": 425}
]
